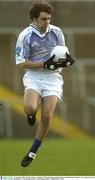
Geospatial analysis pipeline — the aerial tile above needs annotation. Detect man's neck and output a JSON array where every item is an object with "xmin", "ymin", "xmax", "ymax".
[{"xmin": 32, "ymin": 23, "xmax": 48, "ymax": 34}]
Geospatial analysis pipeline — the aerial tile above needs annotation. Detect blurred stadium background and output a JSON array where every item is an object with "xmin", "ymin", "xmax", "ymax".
[{"xmin": 0, "ymin": 0, "xmax": 95, "ymax": 175}]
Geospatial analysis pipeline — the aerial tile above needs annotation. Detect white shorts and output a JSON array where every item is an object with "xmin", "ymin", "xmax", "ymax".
[{"xmin": 23, "ymin": 70, "xmax": 64, "ymax": 101}]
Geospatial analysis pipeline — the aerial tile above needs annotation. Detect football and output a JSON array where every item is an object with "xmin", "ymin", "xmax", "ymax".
[{"xmin": 50, "ymin": 45, "xmax": 69, "ymax": 62}]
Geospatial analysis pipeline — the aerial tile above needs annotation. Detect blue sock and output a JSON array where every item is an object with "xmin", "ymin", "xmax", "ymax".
[{"xmin": 30, "ymin": 138, "xmax": 42, "ymax": 154}]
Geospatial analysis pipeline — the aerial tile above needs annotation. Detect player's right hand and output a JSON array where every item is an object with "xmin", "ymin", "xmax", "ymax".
[{"xmin": 44, "ymin": 55, "xmax": 63, "ymax": 70}]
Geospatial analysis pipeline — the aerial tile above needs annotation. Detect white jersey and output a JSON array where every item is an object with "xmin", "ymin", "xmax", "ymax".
[{"xmin": 16, "ymin": 24, "xmax": 65, "ymax": 66}]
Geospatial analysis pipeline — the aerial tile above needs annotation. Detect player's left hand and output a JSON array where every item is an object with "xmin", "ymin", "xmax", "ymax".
[{"xmin": 60, "ymin": 53, "xmax": 75, "ymax": 68}]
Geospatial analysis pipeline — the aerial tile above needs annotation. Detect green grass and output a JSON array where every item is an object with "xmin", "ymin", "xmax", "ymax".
[{"xmin": 0, "ymin": 138, "xmax": 95, "ymax": 175}]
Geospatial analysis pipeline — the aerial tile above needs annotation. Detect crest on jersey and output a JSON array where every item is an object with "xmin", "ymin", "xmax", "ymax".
[{"xmin": 16, "ymin": 47, "xmax": 21, "ymax": 55}]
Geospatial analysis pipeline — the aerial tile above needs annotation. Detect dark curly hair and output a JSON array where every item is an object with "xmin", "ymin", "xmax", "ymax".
[{"xmin": 29, "ymin": 0, "xmax": 54, "ymax": 20}]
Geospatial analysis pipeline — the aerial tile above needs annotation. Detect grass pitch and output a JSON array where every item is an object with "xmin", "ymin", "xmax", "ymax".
[{"xmin": 0, "ymin": 138, "xmax": 95, "ymax": 176}]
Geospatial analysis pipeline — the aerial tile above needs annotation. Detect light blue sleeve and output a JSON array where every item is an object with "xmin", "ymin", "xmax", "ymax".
[
  {"xmin": 57, "ymin": 29, "xmax": 65, "ymax": 46},
  {"xmin": 50, "ymin": 25, "xmax": 65, "ymax": 46},
  {"xmin": 15, "ymin": 32, "xmax": 31, "ymax": 65}
]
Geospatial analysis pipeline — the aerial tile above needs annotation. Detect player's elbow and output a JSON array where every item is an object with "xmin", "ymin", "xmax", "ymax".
[{"xmin": 16, "ymin": 63, "xmax": 25, "ymax": 68}]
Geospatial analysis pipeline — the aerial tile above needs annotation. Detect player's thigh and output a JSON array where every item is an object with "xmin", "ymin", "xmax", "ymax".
[
  {"xmin": 24, "ymin": 89, "xmax": 40, "ymax": 111},
  {"xmin": 41, "ymin": 95, "xmax": 58, "ymax": 118}
]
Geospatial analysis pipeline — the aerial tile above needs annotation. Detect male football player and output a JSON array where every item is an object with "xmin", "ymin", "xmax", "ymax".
[{"xmin": 16, "ymin": 0, "xmax": 75, "ymax": 167}]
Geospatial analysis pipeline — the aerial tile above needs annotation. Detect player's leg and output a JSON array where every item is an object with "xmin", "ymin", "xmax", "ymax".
[
  {"xmin": 21, "ymin": 95, "xmax": 58, "ymax": 167},
  {"xmin": 36, "ymin": 95, "xmax": 58, "ymax": 140},
  {"xmin": 24, "ymin": 89, "xmax": 40, "ymax": 126}
]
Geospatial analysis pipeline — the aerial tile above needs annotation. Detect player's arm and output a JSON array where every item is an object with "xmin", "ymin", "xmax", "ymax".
[
  {"xmin": 18, "ymin": 60, "xmax": 44, "ymax": 69},
  {"xmin": 17, "ymin": 55, "xmax": 56, "ymax": 70}
]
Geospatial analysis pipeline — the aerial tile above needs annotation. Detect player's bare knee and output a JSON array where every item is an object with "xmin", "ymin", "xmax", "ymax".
[{"xmin": 24, "ymin": 105, "xmax": 36, "ymax": 116}]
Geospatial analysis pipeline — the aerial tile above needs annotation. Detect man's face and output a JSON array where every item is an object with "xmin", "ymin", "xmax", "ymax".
[{"xmin": 33, "ymin": 12, "xmax": 51, "ymax": 33}]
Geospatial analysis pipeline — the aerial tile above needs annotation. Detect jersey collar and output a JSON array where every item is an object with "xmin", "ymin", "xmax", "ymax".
[{"xmin": 30, "ymin": 23, "xmax": 50, "ymax": 36}]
